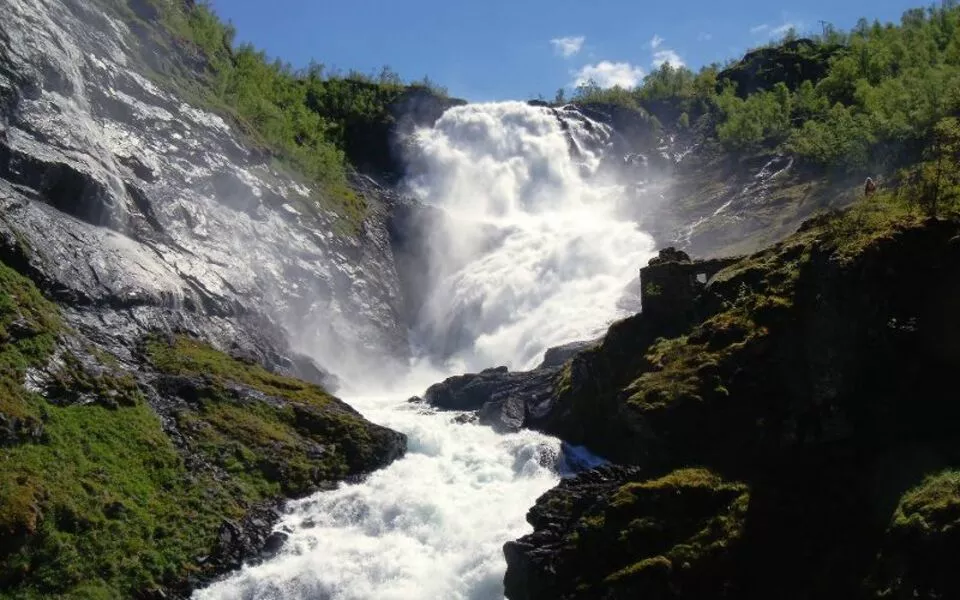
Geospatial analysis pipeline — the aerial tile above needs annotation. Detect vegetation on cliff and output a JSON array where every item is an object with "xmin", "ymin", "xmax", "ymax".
[
  {"xmin": 508, "ymin": 199, "xmax": 960, "ymax": 598},
  {"xmin": 146, "ymin": 335, "xmax": 402, "ymax": 494},
  {"xmin": 0, "ymin": 260, "xmax": 402, "ymax": 599},
  {"xmin": 102, "ymin": 0, "xmax": 451, "ymax": 231},
  {"xmin": 572, "ymin": 4, "xmax": 960, "ymax": 177}
]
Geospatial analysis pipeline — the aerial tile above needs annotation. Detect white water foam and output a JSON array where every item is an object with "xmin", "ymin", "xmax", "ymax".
[
  {"xmin": 195, "ymin": 372, "xmax": 563, "ymax": 600},
  {"xmin": 408, "ymin": 101, "xmax": 656, "ymax": 371},
  {"xmin": 196, "ymin": 102, "xmax": 655, "ymax": 600}
]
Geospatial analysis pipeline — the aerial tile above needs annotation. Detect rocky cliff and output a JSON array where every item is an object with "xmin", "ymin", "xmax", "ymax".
[
  {"xmin": 0, "ymin": 0, "xmax": 425, "ymax": 596},
  {"xmin": 500, "ymin": 211, "xmax": 960, "ymax": 599}
]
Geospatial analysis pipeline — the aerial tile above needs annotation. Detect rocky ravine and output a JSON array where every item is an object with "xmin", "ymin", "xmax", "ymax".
[
  {"xmin": 2, "ymin": 1, "xmax": 938, "ymax": 599},
  {"xmin": 476, "ymin": 214, "xmax": 960, "ymax": 599}
]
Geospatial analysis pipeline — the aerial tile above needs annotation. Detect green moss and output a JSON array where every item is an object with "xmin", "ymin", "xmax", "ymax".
[
  {"xmin": 561, "ymin": 469, "xmax": 749, "ymax": 594},
  {"xmin": 870, "ymin": 470, "xmax": 960, "ymax": 598},
  {"xmin": 0, "ymin": 401, "xmax": 241, "ymax": 599},
  {"xmin": 822, "ymin": 192, "xmax": 925, "ymax": 262},
  {"xmin": 605, "ymin": 555, "xmax": 672, "ymax": 583},
  {"xmin": 146, "ymin": 335, "xmax": 380, "ymax": 496},
  {"xmin": 146, "ymin": 335, "xmax": 333, "ymax": 408},
  {"xmin": 555, "ymin": 363, "xmax": 573, "ymax": 397},
  {"xmin": 890, "ymin": 470, "xmax": 960, "ymax": 538},
  {"xmin": 0, "ymin": 262, "xmax": 245, "ymax": 598},
  {"xmin": 0, "ymin": 261, "xmax": 60, "ymax": 436},
  {"xmin": 45, "ymin": 353, "xmax": 145, "ymax": 408}
]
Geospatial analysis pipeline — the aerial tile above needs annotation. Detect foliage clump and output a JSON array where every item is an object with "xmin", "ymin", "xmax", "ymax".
[{"xmin": 569, "ymin": 4, "xmax": 960, "ymax": 176}]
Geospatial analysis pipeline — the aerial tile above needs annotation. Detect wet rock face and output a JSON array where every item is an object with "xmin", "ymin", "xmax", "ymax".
[
  {"xmin": 0, "ymin": 2, "xmax": 416, "ymax": 595},
  {"xmin": 0, "ymin": 0, "xmax": 410, "ymax": 380},
  {"xmin": 422, "ymin": 365, "xmax": 559, "ymax": 433}
]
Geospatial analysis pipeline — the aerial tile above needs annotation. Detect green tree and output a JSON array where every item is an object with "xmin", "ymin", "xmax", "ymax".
[
  {"xmin": 555, "ymin": 87, "xmax": 567, "ymax": 104},
  {"xmin": 918, "ymin": 117, "xmax": 960, "ymax": 215}
]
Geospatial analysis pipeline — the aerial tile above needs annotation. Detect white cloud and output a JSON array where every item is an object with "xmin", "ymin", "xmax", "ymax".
[
  {"xmin": 573, "ymin": 61, "xmax": 645, "ymax": 88},
  {"xmin": 697, "ymin": 32, "xmax": 713, "ymax": 41},
  {"xmin": 650, "ymin": 34, "xmax": 664, "ymax": 49},
  {"xmin": 551, "ymin": 36, "xmax": 586, "ymax": 58},
  {"xmin": 751, "ymin": 22, "xmax": 801, "ymax": 38},
  {"xmin": 771, "ymin": 22, "xmax": 799, "ymax": 37},
  {"xmin": 652, "ymin": 49, "xmax": 685, "ymax": 68}
]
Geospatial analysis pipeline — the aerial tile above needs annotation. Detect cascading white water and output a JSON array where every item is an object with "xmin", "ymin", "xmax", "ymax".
[
  {"xmin": 408, "ymin": 102, "xmax": 656, "ymax": 371},
  {"xmin": 195, "ymin": 102, "xmax": 656, "ymax": 600}
]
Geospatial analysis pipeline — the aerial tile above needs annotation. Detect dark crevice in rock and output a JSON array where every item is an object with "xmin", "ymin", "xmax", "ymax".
[{"xmin": 0, "ymin": 146, "xmax": 117, "ymax": 228}]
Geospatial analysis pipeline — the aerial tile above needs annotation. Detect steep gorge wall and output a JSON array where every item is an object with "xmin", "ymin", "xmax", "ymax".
[
  {"xmin": 0, "ymin": 0, "xmax": 420, "ymax": 380},
  {"xmin": 0, "ymin": 1, "xmax": 433, "ymax": 596},
  {"xmin": 501, "ymin": 216, "xmax": 960, "ymax": 599}
]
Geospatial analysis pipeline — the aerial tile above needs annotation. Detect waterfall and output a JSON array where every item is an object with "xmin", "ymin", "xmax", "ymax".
[
  {"xmin": 407, "ymin": 101, "xmax": 655, "ymax": 370},
  {"xmin": 195, "ymin": 102, "xmax": 656, "ymax": 600}
]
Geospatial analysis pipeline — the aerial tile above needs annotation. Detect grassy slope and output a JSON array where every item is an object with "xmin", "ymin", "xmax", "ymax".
[{"xmin": 0, "ymin": 259, "xmax": 398, "ymax": 598}]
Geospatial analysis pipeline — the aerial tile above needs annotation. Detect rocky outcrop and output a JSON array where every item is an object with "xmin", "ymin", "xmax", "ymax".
[
  {"xmin": 0, "ymin": 268, "xmax": 407, "ymax": 597},
  {"xmin": 537, "ymin": 340, "xmax": 598, "ymax": 369},
  {"xmin": 419, "ymin": 365, "xmax": 559, "ymax": 433},
  {"xmin": 1, "ymin": 0, "xmax": 414, "ymax": 385},
  {"xmin": 504, "ymin": 215, "xmax": 960, "ymax": 599},
  {"xmin": 719, "ymin": 39, "xmax": 845, "ymax": 98},
  {"xmin": 0, "ymin": 1, "xmax": 414, "ymax": 597},
  {"xmin": 504, "ymin": 467, "xmax": 749, "ymax": 600}
]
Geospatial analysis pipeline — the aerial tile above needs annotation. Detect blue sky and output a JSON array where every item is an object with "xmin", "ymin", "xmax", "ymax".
[{"xmin": 209, "ymin": 0, "xmax": 927, "ymax": 101}]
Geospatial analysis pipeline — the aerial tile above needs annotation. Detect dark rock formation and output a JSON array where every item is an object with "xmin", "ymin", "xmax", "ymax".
[
  {"xmin": 576, "ymin": 102, "xmax": 660, "ymax": 159},
  {"xmin": 423, "ymin": 365, "xmax": 558, "ymax": 433},
  {"xmin": 504, "ymin": 215, "xmax": 960, "ymax": 599},
  {"xmin": 537, "ymin": 340, "xmax": 598, "ymax": 369},
  {"xmin": 640, "ymin": 247, "xmax": 736, "ymax": 326},
  {"xmin": 504, "ymin": 466, "xmax": 747, "ymax": 600},
  {"xmin": 719, "ymin": 39, "xmax": 846, "ymax": 98},
  {"xmin": 320, "ymin": 81, "xmax": 465, "ymax": 183}
]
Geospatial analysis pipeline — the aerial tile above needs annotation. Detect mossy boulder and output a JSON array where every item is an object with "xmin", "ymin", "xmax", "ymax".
[
  {"xmin": 871, "ymin": 470, "xmax": 960, "ymax": 598},
  {"xmin": 146, "ymin": 334, "xmax": 406, "ymax": 497},
  {"xmin": 505, "ymin": 467, "xmax": 749, "ymax": 599}
]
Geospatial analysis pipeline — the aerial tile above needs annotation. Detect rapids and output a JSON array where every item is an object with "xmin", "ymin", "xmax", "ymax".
[{"xmin": 195, "ymin": 101, "xmax": 655, "ymax": 600}]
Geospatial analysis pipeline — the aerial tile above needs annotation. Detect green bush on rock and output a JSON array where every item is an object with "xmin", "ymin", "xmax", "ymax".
[{"xmin": 872, "ymin": 470, "xmax": 960, "ymax": 598}]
